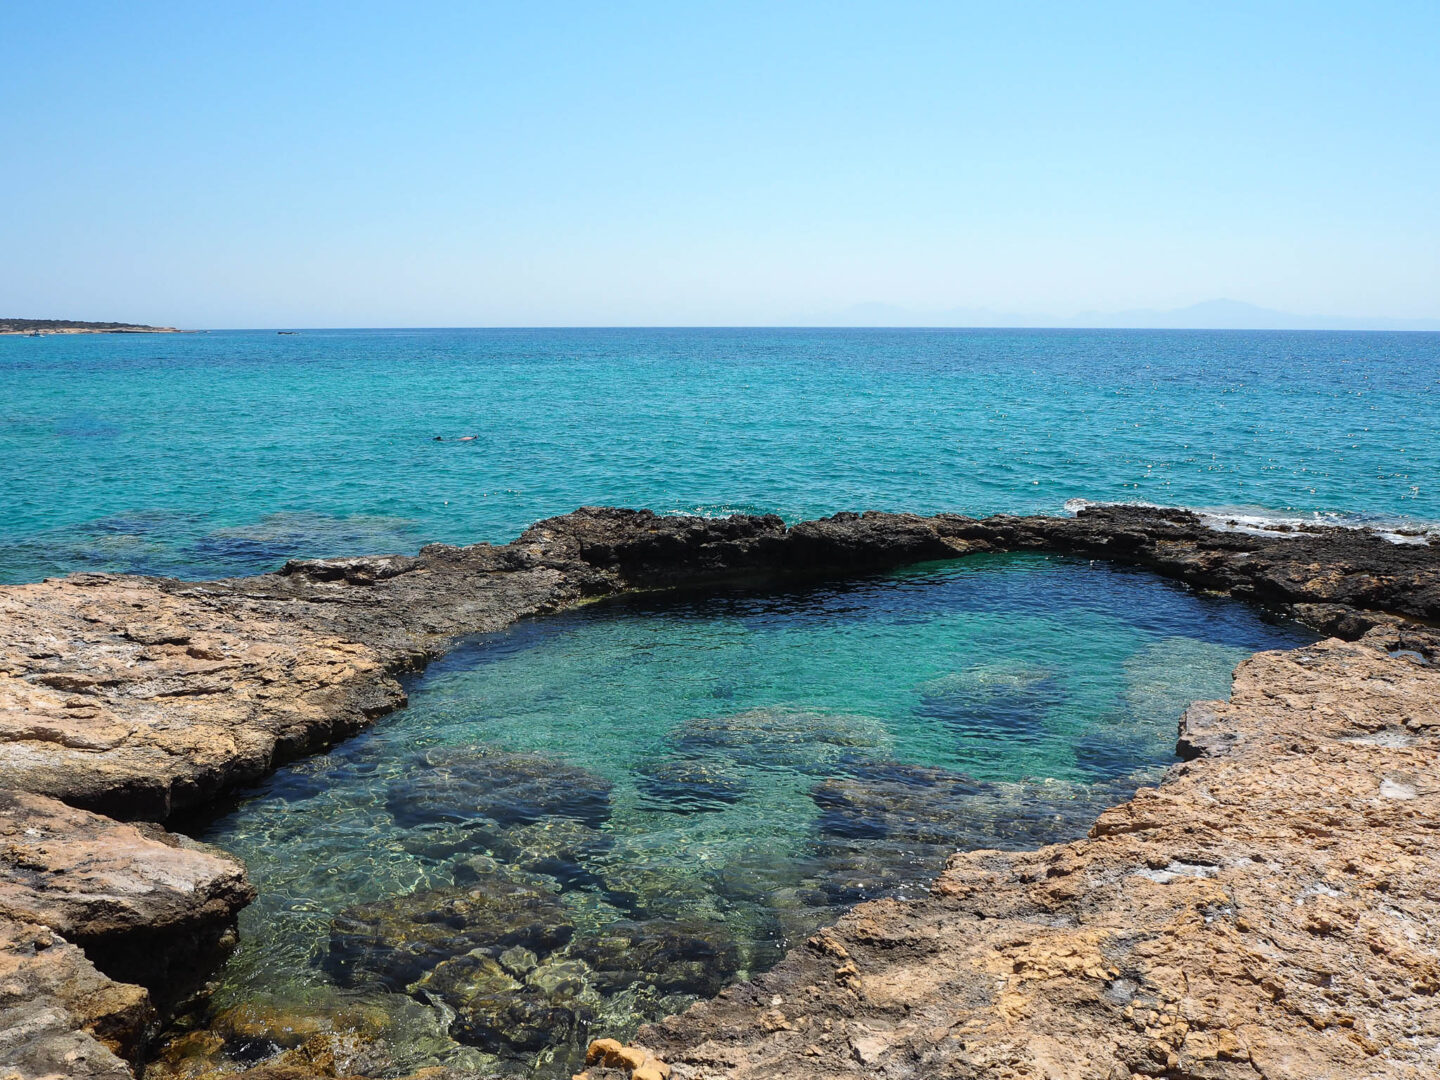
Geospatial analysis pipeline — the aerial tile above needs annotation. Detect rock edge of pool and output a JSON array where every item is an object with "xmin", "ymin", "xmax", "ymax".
[{"xmin": 2, "ymin": 503, "xmax": 1437, "ymax": 1080}]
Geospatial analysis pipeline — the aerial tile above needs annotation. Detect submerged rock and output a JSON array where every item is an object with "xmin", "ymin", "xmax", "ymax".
[
  {"xmin": 406, "ymin": 947, "xmax": 599, "ymax": 1055},
  {"xmin": 592, "ymin": 854, "xmax": 718, "ymax": 919},
  {"xmin": 448, "ymin": 987, "xmax": 593, "ymax": 1053},
  {"xmin": 811, "ymin": 759, "xmax": 1125, "ymax": 853},
  {"xmin": 326, "ymin": 868, "xmax": 574, "ymax": 991},
  {"xmin": 667, "ymin": 708, "xmax": 890, "ymax": 774},
  {"xmin": 571, "ymin": 917, "xmax": 741, "ymax": 997},
  {"xmin": 635, "ymin": 755, "xmax": 749, "ymax": 812},
  {"xmin": 418, "ymin": 816, "xmax": 613, "ymax": 891},
  {"xmin": 187, "ymin": 997, "xmax": 397, "ymax": 1074},
  {"xmin": 490, "ymin": 818, "xmax": 614, "ymax": 888},
  {"xmin": 386, "ymin": 746, "xmax": 613, "ymax": 831},
  {"xmin": 914, "ymin": 663, "xmax": 1061, "ymax": 741}
]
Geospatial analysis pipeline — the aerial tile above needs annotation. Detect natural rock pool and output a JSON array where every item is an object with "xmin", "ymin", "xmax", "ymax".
[{"xmin": 171, "ymin": 554, "xmax": 1317, "ymax": 1077}]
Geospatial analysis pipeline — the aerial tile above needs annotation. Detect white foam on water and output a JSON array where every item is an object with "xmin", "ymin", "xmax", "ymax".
[{"xmin": 1063, "ymin": 498, "xmax": 1439, "ymax": 546}]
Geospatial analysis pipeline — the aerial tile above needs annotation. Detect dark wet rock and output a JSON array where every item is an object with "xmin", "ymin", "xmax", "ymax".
[
  {"xmin": 667, "ymin": 709, "xmax": 889, "ymax": 774},
  {"xmin": 279, "ymin": 554, "xmax": 424, "ymax": 585},
  {"xmin": 326, "ymin": 870, "xmax": 574, "ymax": 991},
  {"xmin": 386, "ymin": 746, "xmax": 612, "ymax": 831},
  {"xmin": 571, "ymin": 918, "xmax": 741, "ymax": 997},
  {"xmin": 635, "ymin": 755, "xmax": 748, "ymax": 812}
]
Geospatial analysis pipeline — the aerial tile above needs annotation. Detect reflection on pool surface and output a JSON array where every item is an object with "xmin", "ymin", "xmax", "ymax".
[{"xmin": 181, "ymin": 554, "xmax": 1316, "ymax": 1076}]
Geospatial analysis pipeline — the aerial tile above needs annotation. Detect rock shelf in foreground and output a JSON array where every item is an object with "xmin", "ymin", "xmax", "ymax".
[{"xmin": 0, "ymin": 503, "xmax": 1436, "ymax": 1079}]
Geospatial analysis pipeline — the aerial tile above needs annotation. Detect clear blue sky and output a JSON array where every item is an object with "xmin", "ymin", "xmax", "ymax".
[{"xmin": 2, "ymin": 2, "xmax": 1437, "ymax": 327}]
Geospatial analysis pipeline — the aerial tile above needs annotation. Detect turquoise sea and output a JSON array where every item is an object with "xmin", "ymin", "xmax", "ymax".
[
  {"xmin": 6, "ymin": 328, "xmax": 1435, "ymax": 1074},
  {"xmin": 3, "ymin": 328, "xmax": 1438, "ymax": 583}
]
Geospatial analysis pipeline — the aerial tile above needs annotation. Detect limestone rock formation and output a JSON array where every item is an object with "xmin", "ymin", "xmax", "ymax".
[
  {"xmin": 0, "ymin": 917, "xmax": 150, "ymax": 1080},
  {"xmin": 0, "ymin": 790, "xmax": 253, "ymax": 1010},
  {"xmin": 0, "ymin": 577, "xmax": 402, "ymax": 820},
  {"xmin": 3, "ymin": 505, "xmax": 1437, "ymax": 826}
]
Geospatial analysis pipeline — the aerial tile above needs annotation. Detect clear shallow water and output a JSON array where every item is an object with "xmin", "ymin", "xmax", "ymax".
[
  {"xmin": 4, "ymin": 327, "xmax": 1439, "ymax": 583},
  {"xmin": 190, "ymin": 555, "xmax": 1316, "ymax": 1076}
]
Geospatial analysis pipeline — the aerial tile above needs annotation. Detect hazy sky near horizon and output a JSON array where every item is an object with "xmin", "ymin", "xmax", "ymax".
[{"xmin": 3, "ymin": 2, "xmax": 1437, "ymax": 328}]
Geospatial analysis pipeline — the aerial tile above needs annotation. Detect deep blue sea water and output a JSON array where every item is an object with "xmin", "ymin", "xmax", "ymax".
[{"xmin": 3, "ymin": 328, "xmax": 1438, "ymax": 583}]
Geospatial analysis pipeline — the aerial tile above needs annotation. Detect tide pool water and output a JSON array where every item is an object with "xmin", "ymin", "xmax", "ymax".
[
  {"xmin": 191, "ymin": 555, "xmax": 1316, "ymax": 1075},
  {"xmin": 3, "ymin": 328, "xmax": 1439, "ymax": 583}
]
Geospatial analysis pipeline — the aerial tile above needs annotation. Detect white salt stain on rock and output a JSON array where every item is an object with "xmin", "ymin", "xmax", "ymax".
[{"xmin": 1378, "ymin": 777, "xmax": 1417, "ymax": 800}]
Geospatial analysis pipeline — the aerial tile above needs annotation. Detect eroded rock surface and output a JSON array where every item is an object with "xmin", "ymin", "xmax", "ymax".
[
  {"xmin": 0, "ymin": 577, "xmax": 403, "ymax": 821},
  {"xmin": 0, "ymin": 917, "xmax": 150, "ymax": 1080}
]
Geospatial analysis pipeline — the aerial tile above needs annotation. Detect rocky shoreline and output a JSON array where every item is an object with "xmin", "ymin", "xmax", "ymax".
[{"xmin": 1, "ymin": 504, "xmax": 1436, "ymax": 1079}]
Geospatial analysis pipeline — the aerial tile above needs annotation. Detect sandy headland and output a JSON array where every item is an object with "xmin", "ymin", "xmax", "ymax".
[
  {"xmin": 0, "ymin": 319, "xmax": 181, "ymax": 336},
  {"xmin": 0, "ymin": 504, "xmax": 1436, "ymax": 1079}
]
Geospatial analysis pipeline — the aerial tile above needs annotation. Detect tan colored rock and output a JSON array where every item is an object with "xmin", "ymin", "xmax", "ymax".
[
  {"xmin": 0, "ymin": 790, "xmax": 253, "ymax": 1009},
  {"xmin": 0, "ymin": 577, "xmax": 404, "ymax": 820},
  {"xmin": 584, "ymin": 1038, "xmax": 672, "ymax": 1080},
  {"xmin": 0, "ymin": 916, "xmax": 151, "ymax": 1080}
]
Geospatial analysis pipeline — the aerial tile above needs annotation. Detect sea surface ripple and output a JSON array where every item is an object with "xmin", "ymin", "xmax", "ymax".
[{"xmin": 2, "ymin": 327, "xmax": 1437, "ymax": 582}]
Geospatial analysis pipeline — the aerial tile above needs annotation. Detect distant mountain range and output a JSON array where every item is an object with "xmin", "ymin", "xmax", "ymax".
[{"xmin": 825, "ymin": 299, "xmax": 1440, "ymax": 331}]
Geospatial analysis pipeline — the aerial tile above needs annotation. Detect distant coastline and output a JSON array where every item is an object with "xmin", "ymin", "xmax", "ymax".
[{"xmin": 0, "ymin": 318, "xmax": 182, "ymax": 335}]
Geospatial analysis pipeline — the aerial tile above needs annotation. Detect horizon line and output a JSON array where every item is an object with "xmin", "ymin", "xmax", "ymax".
[{"xmin": 166, "ymin": 324, "xmax": 1440, "ymax": 333}]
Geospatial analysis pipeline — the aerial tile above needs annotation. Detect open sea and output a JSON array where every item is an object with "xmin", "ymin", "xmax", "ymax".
[
  {"xmin": 5, "ymin": 328, "xmax": 1437, "ymax": 1075},
  {"xmin": 3, "ymin": 327, "xmax": 1438, "ymax": 584}
]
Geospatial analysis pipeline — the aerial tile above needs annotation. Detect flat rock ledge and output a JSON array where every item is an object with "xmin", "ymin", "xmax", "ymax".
[{"xmin": 0, "ymin": 504, "xmax": 1436, "ymax": 1080}]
